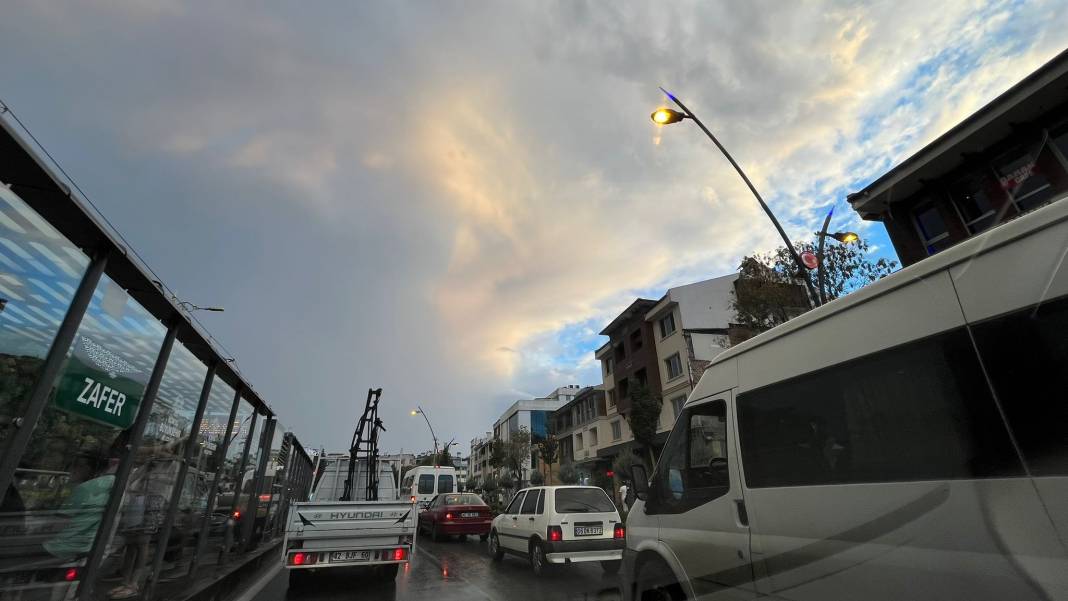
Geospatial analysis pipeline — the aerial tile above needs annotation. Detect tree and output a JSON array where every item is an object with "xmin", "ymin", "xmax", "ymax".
[
  {"xmin": 612, "ymin": 452, "xmax": 636, "ymax": 484},
  {"xmin": 400, "ymin": 464, "xmax": 415, "ymax": 482},
  {"xmin": 733, "ymin": 238, "xmax": 897, "ymax": 335},
  {"xmin": 558, "ymin": 463, "xmax": 579, "ymax": 485},
  {"xmin": 467, "ymin": 475, "xmax": 481, "ymax": 491},
  {"xmin": 504, "ymin": 428, "xmax": 532, "ymax": 482},
  {"xmin": 482, "ymin": 475, "xmax": 498, "ymax": 494},
  {"xmin": 537, "ymin": 435, "xmax": 559, "ymax": 485},
  {"xmin": 499, "ymin": 473, "xmax": 515, "ymax": 491},
  {"xmin": 529, "ymin": 470, "xmax": 544, "ymax": 485},
  {"xmin": 625, "ymin": 386, "xmax": 663, "ymax": 468},
  {"xmin": 488, "ymin": 439, "xmax": 506, "ymax": 471}
]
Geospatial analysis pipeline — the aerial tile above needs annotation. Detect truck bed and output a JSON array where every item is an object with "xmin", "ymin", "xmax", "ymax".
[{"xmin": 282, "ymin": 499, "xmax": 416, "ymax": 569}]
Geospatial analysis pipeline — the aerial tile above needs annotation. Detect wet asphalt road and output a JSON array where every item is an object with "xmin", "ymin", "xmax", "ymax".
[{"xmin": 253, "ymin": 535, "xmax": 623, "ymax": 601}]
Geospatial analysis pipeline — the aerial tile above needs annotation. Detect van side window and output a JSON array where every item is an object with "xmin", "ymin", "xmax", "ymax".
[
  {"xmin": 504, "ymin": 491, "xmax": 526, "ymax": 515},
  {"xmin": 971, "ymin": 297, "xmax": 1068, "ymax": 476},
  {"xmin": 649, "ymin": 400, "xmax": 729, "ymax": 514},
  {"xmin": 737, "ymin": 328, "xmax": 1024, "ymax": 488},
  {"xmin": 535, "ymin": 489, "xmax": 545, "ymax": 514},
  {"xmin": 418, "ymin": 474, "xmax": 434, "ymax": 494}
]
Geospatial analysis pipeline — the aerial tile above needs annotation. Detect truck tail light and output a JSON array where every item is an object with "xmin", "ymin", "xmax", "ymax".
[
  {"xmin": 289, "ymin": 552, "xmax": 318, "ymax": 566},
  {"xmin": 393, "ymin": 548, "xmax": 407, "ymax": 561},
  {"xmin": 547, "ymin": 526, "xmax": 563, "ymax": 542},
  {"xmin": 614, "ymin": 524, "xmax": 626, "ymax": 539}
]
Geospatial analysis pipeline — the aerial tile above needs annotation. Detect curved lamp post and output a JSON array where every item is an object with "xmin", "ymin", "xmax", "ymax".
[
  {"xmin": 651, "ymin": 89, "xmax": 820, "ymax": 305},
  {"xmin": 815, "ymin": 207, "xmax": 859, "ymax": 305},
  {"xmin": 411, "ymin": 406, "xmax": 439, "ymax": 463}
]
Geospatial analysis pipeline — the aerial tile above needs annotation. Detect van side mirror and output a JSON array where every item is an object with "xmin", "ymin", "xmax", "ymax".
[{"xmin": 630, "ymin": 465, "xmax": 649, "ymax": 501}]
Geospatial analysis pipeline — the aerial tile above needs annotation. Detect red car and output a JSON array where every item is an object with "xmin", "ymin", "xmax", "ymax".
[{"xmin": 417, "ymin": 493, "xmax": 494, "ymax": 541}]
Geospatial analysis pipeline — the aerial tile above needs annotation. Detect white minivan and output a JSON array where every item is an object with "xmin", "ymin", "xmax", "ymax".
[
  {"xmin": 400, "ymin": 466, "xmax": 457, "ymax": 510},
  {"xmin": 624, "ymin": 195, "xmax": 1068, "ymax": 601}
]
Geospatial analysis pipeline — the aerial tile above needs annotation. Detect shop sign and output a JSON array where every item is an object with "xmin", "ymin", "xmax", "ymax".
[
  {"xmin": 999, "ymin": 161, "xmax": 1036, "ymax": 190},
  {"xmin": 53, "ymin": 335, "xmax": 145, "ymax": 429}
]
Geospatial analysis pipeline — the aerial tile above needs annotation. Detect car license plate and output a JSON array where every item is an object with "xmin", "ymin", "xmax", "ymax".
[
  {"xmin": 331, "ymin": 551, "xmax": 370, "ymax": 562},
  {"xmin": 574, "ymin": 525, "xmax": 603, "ymax": 536},
  {"xmin": 461, "ymin": 512, "xmax": 479, "ymax": 518}
]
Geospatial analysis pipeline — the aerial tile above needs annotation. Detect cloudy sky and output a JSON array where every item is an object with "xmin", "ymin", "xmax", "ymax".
[{"xmin": 2, "ymin": 0, "xmax": 1066, "ymax": 455}]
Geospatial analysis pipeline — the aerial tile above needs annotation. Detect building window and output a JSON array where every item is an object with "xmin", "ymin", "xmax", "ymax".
[
  {"xmin": 607, "ymin": 389, "xmax": 616, "ymax": 407},
  {"xmin": 671, "ymin": 395, "xmax": 686, "ymax": 418},
  {"xmin": 611, "ymin": 420, "xmax": 622, "ymax": 441},
  {"xmin": 659, "ymin": 313, "xmax": 677, "ymax": 338},
  {"xmin": 575, "ymin": 432, "xmax": 583, "ymax": 449},
  {"xmin": 614, "ymin": 343, "xmax": 626, "ymax": 362},
  {"xmin": 629, "ymin": 329, "xmax": 643, "ymax": 351},
  {"xmin": 604, "ymin": 357, "xmax": 613, "ymax": 375},
  {"xmin": 635, "ymin": 368, "xmax": 648, "ymax": 389},
  {"xmin": 993, "ymin": 140, "xmax": 1067, "ymax": 214},
  {"xmin": 913, "ymin": 201, "xmax": 953, "ymax": 255},
  {"xmin": 617, "ymin": 378, "xmax": 630, "ymax": 400},
  {"xmin": 665, "ymin": 352, "xmax": 683, "ymax": 380},
  {"xmin": 949, "ymin": 174, "xmax": 1001, "ymax": 234}
]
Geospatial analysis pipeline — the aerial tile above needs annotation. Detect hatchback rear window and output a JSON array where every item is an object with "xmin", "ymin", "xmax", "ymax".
[{"xmin": 554, "ymin": 488, "xmax": 615, "ymax": 513}]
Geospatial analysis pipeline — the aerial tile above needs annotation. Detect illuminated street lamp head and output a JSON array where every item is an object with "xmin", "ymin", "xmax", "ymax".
[
  {"xmin": 651, "ymin": 108, "xmax": 686, "ymax": 125},
  {"xmin": 831, "ymin": 232, "xmax": 860, "ymax": 243},
  {"xmin": 410, "ymin": 410, "xmax": 419, "ymax": 416}
]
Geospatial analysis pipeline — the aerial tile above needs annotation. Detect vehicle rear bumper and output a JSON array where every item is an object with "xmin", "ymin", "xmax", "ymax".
[
  {"xmin": 437, "ymin": 521, "xmax": 492, "ymax": 535},
  {"xmin": 543, "ymin": 538, "xmax": 624, "ymax": 563}
]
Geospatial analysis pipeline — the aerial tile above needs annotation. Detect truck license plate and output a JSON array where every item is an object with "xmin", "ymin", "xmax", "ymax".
[
  {"xmin": 461, "ymin": 512, "xmax": 479, "ymax": 518},
  {"xmin": 331, "ymin": 551, "xmax": 370, "ymax": 562},
  {"xmin": 574, "ymin": 525, "xmax": 602, "ymax": 536}
]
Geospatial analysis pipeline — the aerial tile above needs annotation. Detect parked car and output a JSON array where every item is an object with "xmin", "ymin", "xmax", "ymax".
[
  {"xmin": 488, "ymin": 486, "xmax": 624, "ymax": 576},
  {"xmin": 417, "ymin": 493, "xmax": 493, "ymax": 542}
]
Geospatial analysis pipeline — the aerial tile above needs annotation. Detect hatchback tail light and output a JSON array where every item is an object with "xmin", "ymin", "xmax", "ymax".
[
  {"xmin": 614, "ymin": 524, "xmax": 626, "ymax": 539},
  {"xmin": 547, "ymin": 525, "xmax": 563, "ymax": 542}
]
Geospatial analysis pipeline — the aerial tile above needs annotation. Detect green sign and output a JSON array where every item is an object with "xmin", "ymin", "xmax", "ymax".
[{"xmin": 54, "ymin": 335, "xmax": 145, "ymax": 429}]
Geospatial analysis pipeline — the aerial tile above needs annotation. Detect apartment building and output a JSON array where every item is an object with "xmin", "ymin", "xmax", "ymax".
[{"xmin": 553, "ymin": 386, "xmax": 630, "ymax": 483}]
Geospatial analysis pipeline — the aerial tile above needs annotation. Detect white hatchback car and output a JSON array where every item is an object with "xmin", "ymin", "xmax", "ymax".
[{"xmin": 488, "ymin": 485, "xmax": 625, "ymax": 576}]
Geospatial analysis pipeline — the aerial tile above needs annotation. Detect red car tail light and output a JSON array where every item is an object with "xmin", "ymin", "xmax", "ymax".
[
  {"xmin": 393, "ymin": 548, "xmax": 407, "ymax": 561},
  {"xmin": 64, "ymin": 568, "xmax": 79, "ymax": 582},
  {"xmin": 547, "ymin": 525, "xmax": 563, "ymax": 542},
  {"xmin": 445, "ymin": 512, "xmax": 453, "ymax": 520},
  {"xmin": 614, "ymin": 524, "xmax": 626, "ymax": 539}
]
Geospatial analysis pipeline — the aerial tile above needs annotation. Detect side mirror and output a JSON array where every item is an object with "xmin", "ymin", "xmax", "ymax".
[{"xmin": 630, "ymin": 465, "xmax": 649, "ymax": 501}]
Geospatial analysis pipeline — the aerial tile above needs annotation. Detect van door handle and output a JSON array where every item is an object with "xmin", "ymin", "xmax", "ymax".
[
  {"xmin": 528, "ymin": 517, "xmax": 535, "ymax": 521},
  {"xmin": 735, "ymin": 500, "xmax": 749, "ymax": 527}
]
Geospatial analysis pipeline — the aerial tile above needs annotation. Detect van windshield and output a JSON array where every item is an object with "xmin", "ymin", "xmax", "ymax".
[{"xmin": 554, "ymin": 488, "xmax": 615, "ymax": 513}]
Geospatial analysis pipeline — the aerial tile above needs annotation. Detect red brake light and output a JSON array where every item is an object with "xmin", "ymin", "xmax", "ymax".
[
  {"xmin": 445, "ymin": 512, "xmax": 453, "ymax": 520},
  {"xmin": 259, "ymin": 494, "xmax": 271, "ymax": 502},
  {"xmin": 393, "ymin": 548, "xmax": 407, "ymax": 561},
  {"xmin": 614, "ymin": 524, "xmax": 626, "ymax": 539},
  {"xmin": 292, "ymin": 552, "xmax": 306, "ymax": 566},
  {"xmin": 64, "ymin": 568, "xmax": 79, "ymax": 582},
  {"xmin": 547, "ymin": 525, "xmax": 563, "ymax": 542},
  {"xmin": 410, "ymin": 496, "xmax": 417, "ymax": 502},
  {"xmin": 232, "ymin": 510, "xmax": 241, "ymax": 519}
]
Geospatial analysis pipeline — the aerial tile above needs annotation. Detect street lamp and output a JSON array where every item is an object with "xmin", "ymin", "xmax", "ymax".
[
  {"xmin": 651, "ymin": 88, "xmax": 820, "ymax": 305},
  {"xmin": 815, "ymin": 206, "xmax": 860, "ymax": 305},
  {"xmin": 411, "ymin": 406, "xmax": 439, "ymax": 464},
  {"xmin": 178, "ymin": 301, "xmax": 224, "ymax": 312}
]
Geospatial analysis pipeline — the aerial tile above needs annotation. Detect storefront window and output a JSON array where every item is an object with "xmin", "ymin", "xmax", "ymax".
[
  {"xmin": 5, "ymin": 272, "xmax": 164, "ymax": 597},
  {"xmin": 949, "ymin": 173, "xmax": 1004, "ymax": 234},
  {"xmin": 993, "ymin": 141, "xmax": 1067, "ymax": 213},
  {"xmin": 99, "ymin": 341, "xmax": 207, "ymax": 600},
  {"xmin": 0, "ymin": 185, "xmax": 89, "ymax": 455}
]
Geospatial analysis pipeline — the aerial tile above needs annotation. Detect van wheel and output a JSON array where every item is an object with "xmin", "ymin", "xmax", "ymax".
[
  {"xmin": 601, "ymin": 560, "xmax": 621, "ymax": 574},
  {"xmin": 488, "ymin": 532, "xmax": 504, "ymax": 562},
  {"xmin": 636, "ymin": 559, "xmax": 683, "ymax": 601},
  {"xmin": 530, "ymin": 541, "xmax": 552, "ymax": 576}
]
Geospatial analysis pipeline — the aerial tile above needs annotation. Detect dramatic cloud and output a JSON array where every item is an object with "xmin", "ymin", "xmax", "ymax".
[{"xmin": 1, "ymin": 0, "xmax": 1066, "ymax": 453}]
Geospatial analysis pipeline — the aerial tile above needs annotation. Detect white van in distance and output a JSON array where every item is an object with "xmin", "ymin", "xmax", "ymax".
[
  {"xmin": 400, "ymin": 465, "xmax": 457, "ymax": 510},
  {"xmin": 623, "ymin": 195, "xmax": 1068, "ymax": 601}
]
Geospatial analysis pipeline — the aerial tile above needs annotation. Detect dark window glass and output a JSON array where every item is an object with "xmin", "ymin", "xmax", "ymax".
[
  {"xmin": 971, "ymin": 297, "xmax": 1068, "ymax": 476},
  {"xmin": 950, "ymin": 174, "xmax": 1003, "ymax": 233},
  {"xmin": 665, "ymin": 353, "xmax": 683, "ymax": 380},
  {"xmin": 914, "ymin": 203, "xmax": 951, "ymax": 254},
  {"xmin": 554, "ymin": 488, "xmax": 615, "ymax": 513},
  {"xmin": 520, "ymin": 489, "xmax": 539, "ymax": 514},
  {"xmin": 437, "ymin": 474, "xmax": 454, "ymax": 493},
  {"xmin": 659, "ymin": 313, "xmax": 676, "ymax": 338},
  {"xmin": 504, "ymin": 491, "xmax": 525, "ymax": 514},
  {"xmin": 614, "ymin": 344, "xmax": 626, "ymax": 362},
  {"xmin": 649, "ymin": 401, "xmax": 729, "ymax": 514},
  {"xmin": 530, "ymin": 411, "xmax": 548, "ymax": 440},
  {"xmin": 418, "ymin": 475, "xmax": 434, "ymax": 494},
  {"xmin": 535, "ymin": 490, "xmax": 545, "ymax": 514},
  {"xmin": 995, "ymin": 146, "xmax": 1057, "ymax": 212},
  {"xmin": 738, "ymin": 329, "xmax": 1023, "ymax": 488},
  {"xmin": 630, "ymin": 329, "xmax": 643, "ymax": 351}
]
